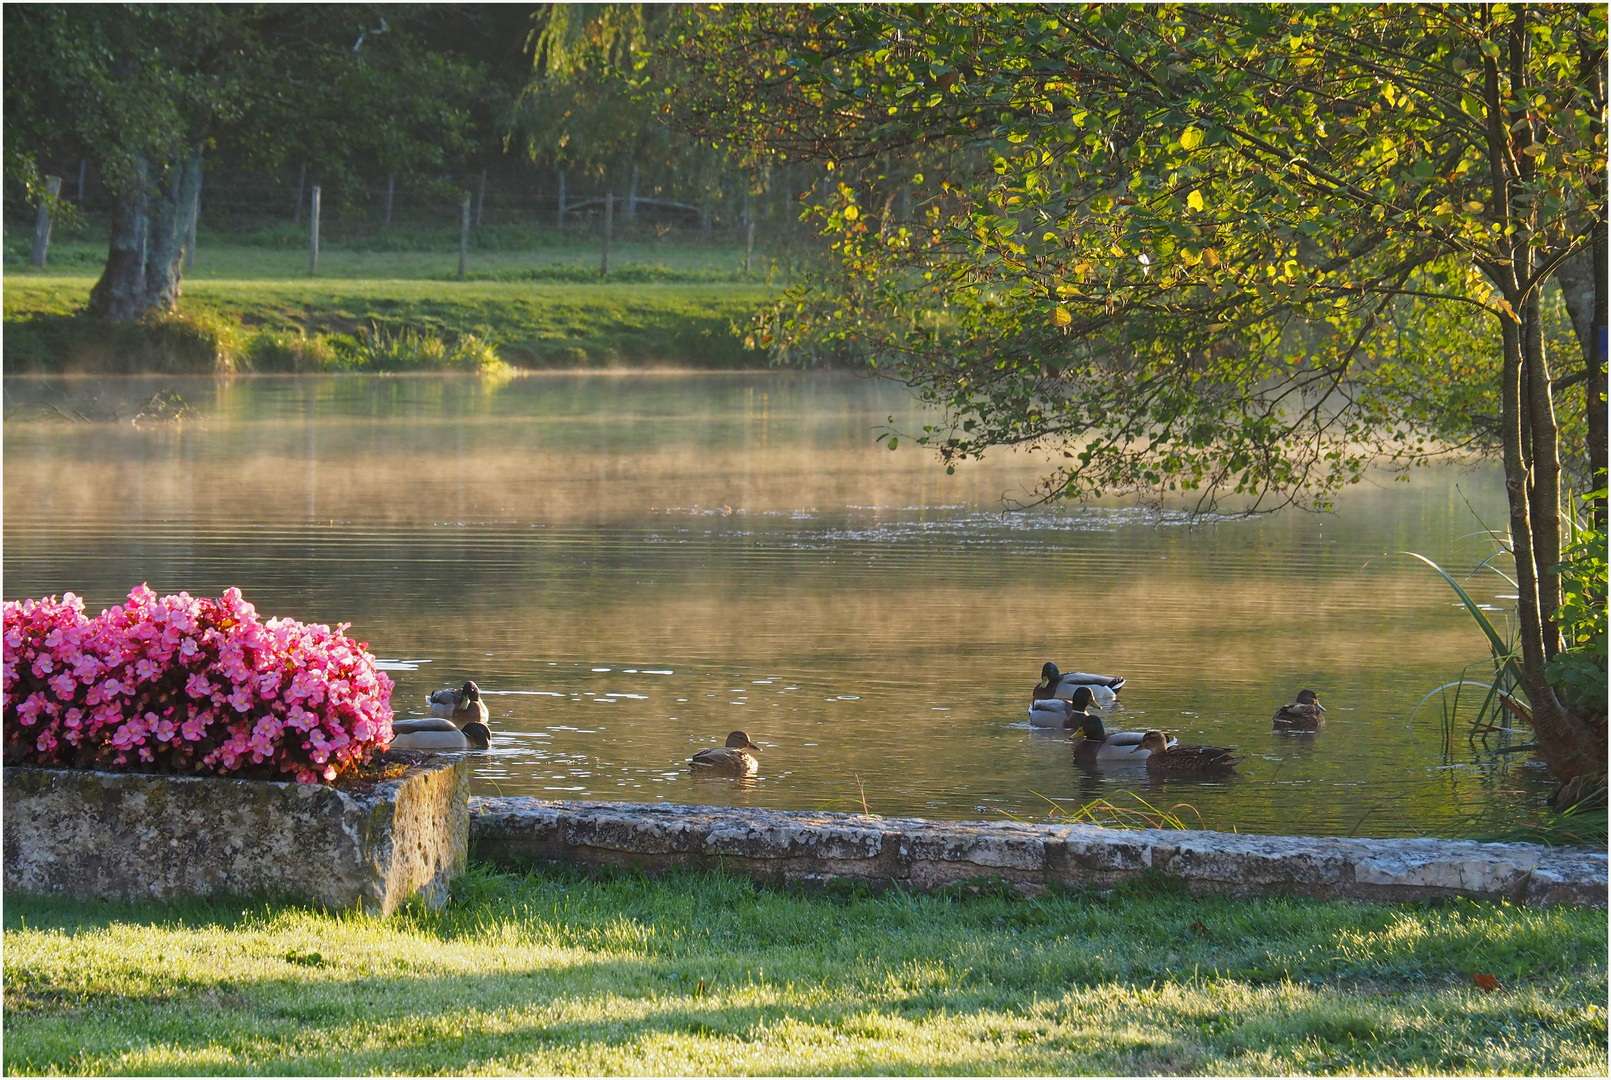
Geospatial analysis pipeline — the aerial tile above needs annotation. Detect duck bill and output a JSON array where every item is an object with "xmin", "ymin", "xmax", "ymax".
[{"xmin": 743, "ymin": 741, "xmax": 762, "ymax": 753}]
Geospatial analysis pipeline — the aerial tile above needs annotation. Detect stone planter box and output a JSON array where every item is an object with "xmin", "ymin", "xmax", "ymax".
[
  {"xmin": 470, "ymin": 798, "xmax": 1609, "ymax": 909},
  {"xmin": 4, "ymin": 755, "xmax": 470, "ymax": 915}
]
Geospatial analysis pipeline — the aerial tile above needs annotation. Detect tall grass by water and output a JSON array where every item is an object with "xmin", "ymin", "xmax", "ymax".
[{"xmin": 4, "ymin": 864, "xmax": 1605, "ymax": 1076}]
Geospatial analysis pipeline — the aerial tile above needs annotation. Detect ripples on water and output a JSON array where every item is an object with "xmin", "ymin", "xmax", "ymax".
[{"xmin": 2, "ymin": 372, "xmax": 1547, "ymax": 835}]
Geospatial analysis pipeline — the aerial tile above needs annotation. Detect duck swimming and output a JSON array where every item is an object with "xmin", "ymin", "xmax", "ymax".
[
  {"xmin": 1131, "ymin": 729, "xmax": 1243, "ymax": 774},
  {"xmin": 690, "ymin": 730, "xmax": 762, "ymax": 776},
  {"xmin": 1033, "ymin": 662, "xmax": 1125, "ymax": 705},
  {"xmin": 1041, "ymin": 687, "xmax": 1175, "ymax": 764},
  {"xmin": 1272, "ymin": 689, "xmax": 1326, "ymax": 731},
  {"xmin": 390, "ymin": 715, "xmax": 492, "ymax": 751},
  {"xmin": 1030, "ymin": 687, "xmax": 1174, "ymax": 763},
  {"xmin": 429, "ymin": 681, "xmax": 489, "ymax": 726}
]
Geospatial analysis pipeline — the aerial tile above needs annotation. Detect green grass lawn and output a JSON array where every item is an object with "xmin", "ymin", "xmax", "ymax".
[
  {"xmin": 2, "ymin": 234, "xmax": 779, "ymax": 370},
  {"xmin": 4, "ymin": 865, "xmax": 1605, "ymax": 1076}
]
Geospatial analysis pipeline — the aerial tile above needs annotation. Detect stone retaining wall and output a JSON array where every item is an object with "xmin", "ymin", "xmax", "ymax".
[
  {"xmin": 5, "ymin": 757, "xmax": 470, "ymax": 915},
  {"xmin": 470, "ymin": 797, "xmax": 1608, "ymax": 909}
]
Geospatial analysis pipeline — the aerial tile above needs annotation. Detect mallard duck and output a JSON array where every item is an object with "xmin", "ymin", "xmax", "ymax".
[
  {"xmin": 690, "ymin": 730, "xmax": 762, "ymax": 776},
  {"xmin": 1131, "ymin": 729, "xmax": 1243, "ymax": 774},
  {"xmin": 1272, "ymin": 688, "xmax": 1326, "ymax": 731},
  {"xmin": 1033, "ymin": 662, "xmax": 1125, "ymax": 705},
  {"xmin": 429, "ymin": 681, "xmax": 489, "ymax": 726},
  {"xmin": 1032, "ymin": 688, "xmax": 1174, "ymax": 762},
  {"xmin": 390, "ymin": 716, "xmax": 492, "ymax": 751}
]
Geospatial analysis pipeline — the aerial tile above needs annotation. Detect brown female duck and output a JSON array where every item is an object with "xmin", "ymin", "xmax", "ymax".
[
  {"xmin": 1272, "ymin": 689, "xmax": 1326, "ymax": 731},
  {"xmin": 1131, "ymin": 729, "xmax": 1243, "ymax": 774},
  {"xmin": 690, "ymin": 730, "xmax": 762, "ymax": 776}
]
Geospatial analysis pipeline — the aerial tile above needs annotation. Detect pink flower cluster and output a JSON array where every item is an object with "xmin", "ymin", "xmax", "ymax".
[{"xmin": 3, "ymin": 585, "xmax": 394, "ymax": 784}]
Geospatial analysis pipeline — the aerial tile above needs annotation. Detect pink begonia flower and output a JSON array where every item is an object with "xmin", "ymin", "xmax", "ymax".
[
  {"xmin": 6, "ymin": 584, "xmax": 392, "ymax": 783},
  {"xmin": 256, "ymin": 671, "xmax": 282, "ymax": 699},
  {"xmin": 18, "ymin": 693, "xmax": 46, "ymax": 725}
]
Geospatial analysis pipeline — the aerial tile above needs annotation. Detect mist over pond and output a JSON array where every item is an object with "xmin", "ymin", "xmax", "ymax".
[{"xmin": 3, "ymin": 372, "xmax": 1543, "ymax": 835}]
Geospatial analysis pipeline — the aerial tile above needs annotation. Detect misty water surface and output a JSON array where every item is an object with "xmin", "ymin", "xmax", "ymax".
[{"xmin": 2, "ymin": 372, "xmax": 1543, "ymax": 835}]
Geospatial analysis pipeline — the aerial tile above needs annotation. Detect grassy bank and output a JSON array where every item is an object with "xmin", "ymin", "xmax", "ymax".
[
  {"xmin": 2, "ymin": 234, "xmax": 775, "ymax": 372},
  {"xmin": 5, "ymin": 865, "xmax": 1605, "ymax": 1076}
]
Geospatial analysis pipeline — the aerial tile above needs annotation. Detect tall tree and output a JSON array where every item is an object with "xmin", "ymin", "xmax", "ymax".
[
  {"xmin": 669, "ymin": 3, "xmax": 1607, "ymax": 787},
  {"xmin": 3, "ymin": 5, "xmax": 490, "ymax": 320}
]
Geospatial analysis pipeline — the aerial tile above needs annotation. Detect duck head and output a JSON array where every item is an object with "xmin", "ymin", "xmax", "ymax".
[
  {"xmin": 1295, "ymin": 688, "xmax": 1323, "ymax": 709},
  {"xmin": 1132, "ymin": 729, "xmax": 1170, "ymax": 754},
  {"xmin": 462, "ymin": 720, "xmax": 492, "ymax": 749},
  {"xmin": 1040, "ymin": 662, "xmax": 1060, "ymax": 683},
  {"xmin": 1069, "ymin": 685, "xmax": 1099, "ymax": 713},
  {"xmin": 725, "ymin": 730, "xmax": 762, "ymax": 752},
  {"xmin": 460, "ymin": 681, "xmax": 481, "ymax": 704}
]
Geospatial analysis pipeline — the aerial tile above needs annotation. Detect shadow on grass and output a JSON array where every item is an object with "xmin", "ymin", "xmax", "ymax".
[{"xmin": 4, "ymin": 865, "xmax": 1605, "ymax": 1074}]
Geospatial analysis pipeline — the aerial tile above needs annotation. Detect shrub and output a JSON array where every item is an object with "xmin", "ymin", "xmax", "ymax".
[
  {"xmin": 2, "ymin": 586, "xmax": 394, "ymax": 784},
  {"xmin": 349, "ymin": 325, "xmax": 508, "ymax": 373},
  {"xmin": 244, "ymin": 328, "xmax": 343, "ymax": 372},
  {"xmin": 1546, "ymin": 493, "xmax": 1608, "ymax": 715}
]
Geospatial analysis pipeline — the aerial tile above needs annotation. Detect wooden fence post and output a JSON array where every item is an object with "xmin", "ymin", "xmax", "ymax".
[
  {"xmin": 30, "ymin": 175, "xmax": 61, "ymax": 267},
  {"xmin": 185, "ymin": 191, "xmax": 199, "ymax": 270},
  {"xmin": 384, "ymin": 175, "xmax": 395, "ymax": 226},
  {"xmin": 743, "ymin": 191, "xmax": 754, "ymax": 279},
  {"xmin": 459, "ymin": 194, "xmax": 471, "ymax": 279},
  {"xmin": 600, "ymin": 191, "xmax": 614, "ymax": 280},
  {"xmin": 309, "ymin": 185, "xmax": 321, "ymax": 275}
]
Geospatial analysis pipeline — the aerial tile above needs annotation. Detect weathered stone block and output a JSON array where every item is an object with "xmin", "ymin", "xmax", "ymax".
[
  {"xmin": 466, "ymin": 797, "xmax": 1607, "ymax": 909},
  {"xmin": 4, "ymin": 757, "xmax": 469, "ymax": 915}
]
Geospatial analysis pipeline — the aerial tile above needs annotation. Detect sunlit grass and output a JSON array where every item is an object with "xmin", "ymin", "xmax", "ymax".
[
  {"xmin": 2, "ymin": 234, "xmax": 776, "ymax": 370},
  {"xmin": 5, "ymin": 864, "xmax": 1604, "ymax": 1075}
]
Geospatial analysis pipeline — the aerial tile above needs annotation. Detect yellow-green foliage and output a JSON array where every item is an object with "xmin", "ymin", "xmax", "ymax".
[{"xmin": 4, "ymin": 866, "xmax": 1604, "ymax": 1076}]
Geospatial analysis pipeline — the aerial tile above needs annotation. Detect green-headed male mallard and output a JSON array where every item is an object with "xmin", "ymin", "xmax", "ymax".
[
  {"xmin": 1033, "ymin": 662, "xmax": 1125, "ymax": 705},
  {"xmin": 390, "ymin": 715, "xmax": 492, "ymax": 751}
]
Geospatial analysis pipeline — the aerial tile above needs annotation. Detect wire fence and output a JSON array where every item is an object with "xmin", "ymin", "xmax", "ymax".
[{"xmin": 9, "ymin": 159, "xmax": 817, "ymax": 248}]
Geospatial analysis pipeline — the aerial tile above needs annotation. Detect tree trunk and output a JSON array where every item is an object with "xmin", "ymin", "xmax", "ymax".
[
  {"xmin": 1554, "ymin": 223, "xmax": 1608, "ymax": 524},
  {"xmin": 141, "ymin": 153, "xmax": 202, "ymax": 311},
  {"xmin": 31, "ymin": 175, "xmax": 61, "ymax": 267},
  {"xmin": 1482, "ymin": 24, "xmax": 1606, "ymax": 785},
  {"xmin": 88, "ymin": 159, "xmax": 151, "ymax": 321},
  {"xmin": 1523, "ymin": 293, "xmax": 1563, "ymax": 659}
]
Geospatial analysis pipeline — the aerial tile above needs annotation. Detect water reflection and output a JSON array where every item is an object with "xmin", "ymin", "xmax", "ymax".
[{"xmin": 2, "ymin": 372, "xmax": 1546, "ymax": 835}]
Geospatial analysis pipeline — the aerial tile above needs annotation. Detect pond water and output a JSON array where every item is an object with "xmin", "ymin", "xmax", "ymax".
[{"xmin": 3, "ymin": 372, "xmax": 1545, "ymax": 836}]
